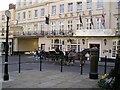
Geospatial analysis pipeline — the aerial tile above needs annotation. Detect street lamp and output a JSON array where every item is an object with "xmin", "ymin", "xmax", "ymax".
[{"xmin": 3, "ymin": 10, "xmax": 11, "ymax": 81}]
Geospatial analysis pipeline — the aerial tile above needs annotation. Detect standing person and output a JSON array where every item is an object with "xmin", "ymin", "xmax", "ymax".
[{"xmin": 34, "ymin": 49, "xmax": 38, "ymax": 60}]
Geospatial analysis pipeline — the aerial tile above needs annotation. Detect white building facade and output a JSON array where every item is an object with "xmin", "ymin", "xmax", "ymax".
[{"xmin": 14, "ymin": 0, "xmax": 120, "ymax": 59}]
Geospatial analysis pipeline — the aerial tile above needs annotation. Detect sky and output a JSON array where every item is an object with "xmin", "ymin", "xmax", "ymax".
[{"xmin": 0, "ymin": 0, "xmax": 16, "ymax": 11}]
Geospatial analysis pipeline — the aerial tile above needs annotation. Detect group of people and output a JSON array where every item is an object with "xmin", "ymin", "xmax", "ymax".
[
  {"xmin": 33, "ymin": 47, "xmax": 85, "ymax": 66},
  {"xmin": 33, "ymin": 48, "xmax": 45, "ymax": 60}
]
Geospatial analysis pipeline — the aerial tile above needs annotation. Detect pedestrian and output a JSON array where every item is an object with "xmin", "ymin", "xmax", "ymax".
[
  {"xmin": 38, "ymin": 47, "xmax": 41, "ymax": 59},
  {"xmin": 34, "ymin": 49, "xmax": 38, "ymax": 60}
]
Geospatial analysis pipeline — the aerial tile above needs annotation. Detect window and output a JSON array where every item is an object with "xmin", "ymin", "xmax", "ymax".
[
  {"xmin": 23, "ymin": 0, "xmax": 26, "ymax": 6},
  {"xmin": 117, "ymin": 17, "xmax": 120, "ymax": 29},
  {"xmin": 51, "ymin": 39, "xmax": 62, "ymax": 51},
  {"xmin": 97, "ymin": 0, "xmax": 103, "ymax": 9},
  {"xmin": 41, "ymin": 8, "xmax": 45, "ymax": 16},
  {"xmin": 96, "ymin": 18, "xmax": 102, "ymax": 29},
  {"xmin": 51, "ymin": 21, "xmax": 56, "ymax": 31},
  {"xmin": 29, "ymin": 0, "xmax": 32, "ymax": 4},
  {"xmin": 77, "ymin": 2, "xmax": 82, "ymax": 12},
  {"xmin": 34, "ymin": 24, "xmax": 38, "ymax": 31},
  {"xmin": 68, "ymin": 3, "xmax": 73, "ymax": 12},
  {"xmin": 87, "ymin": 0, "xmax": 92, "ymax": 10},
  {"xmin": 86, "ymin": 18, "xmax": 92, "ymax": 29},
  {"xmin": 112, "ymin": 40, "xmax": 120, "ymax": 57},
  {"xmin": 40, "ymin": 24, "xmax": 44, "ymax": 31},
  {"xmin": 2, "ymin": 23, "xmax": 4, "ymax": 34},
  {"xmin": 28, "ymin": 11, "xmax": 31, "ymax": 19},
  {"xmin": 18, "ymin": 2, "xmax": 21, "ymax": 7},
  {"xmin": 118, "ymin": 0, "xmax": 120, "ymax": 8},
  {"xmin": 23, "ymin": 12, "xmax": 26, "ymax": 19},
  {"xmin": 35, "ymin": 0, "xmax": 38, "ymax": 3},
  {"xmin": 2, "ymin": 15, "xmax": 5, "ymax": 20},
  {"xmin": 52, "ymin": 5, "xmax": 56, "ymax": 14},
  {"xmin": 77, "ymin": 20, "xmax": 83, "ymax": 30},
  {"xmin": 60, "ymin": 4, "xmax": 64, "ymax": 14},
  {"xmin": 17, "ymin": 13, "xmax": 20, "ymax": 20},
  {"xmin": 34, "ymin": 10, "xmax": 38, "ymax": 17},
  {"xmin": 59, "ymin": 21, "xmax": 64, "ymax": 31},
  {"xmin": 68, "ymin": 20, "xmax": 72, "ymax": 31}
]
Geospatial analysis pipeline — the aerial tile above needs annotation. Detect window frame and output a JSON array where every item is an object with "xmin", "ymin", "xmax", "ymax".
[
  {"xmin": 60, "ymin": 4, "xmax": 64, "ymax": 14},
  {"xmin": 52, "ymin": 5, "xmax": 56, "ymax": 15},
  {"xmin": 77, "ymin": 2, "xmax": 82, "ymax": 12},
  {"xmin": 68, "ymin": 3, "xmax": 73, "ymax": 12}
]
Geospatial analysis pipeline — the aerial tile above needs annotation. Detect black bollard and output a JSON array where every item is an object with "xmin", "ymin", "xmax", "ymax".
[
  {"xmin": 40, "ymin": 56, "xmax": 42, "ymax": 71},
  {"xmin": 80, "ymin": 64, "xmax": 83, "ymax": 75},
  {"xmin": 19, "ymin": 54, "xmax": 21, "ymax": 73},
  {"xmin": 61, "ymin": 58, "xmax": 63, "ymax": 72},
  {"xmin": 104, "ymin": 56, "xmax": 107, "ymax": 74}
]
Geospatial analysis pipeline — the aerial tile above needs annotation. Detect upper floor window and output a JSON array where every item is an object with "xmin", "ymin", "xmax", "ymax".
[
  {"xmin": 86, "ymin": 18, "xmax": 92, "ymax": 29},
  {"xmin": 77, "ymin": 20, "xmax": 83, "ymax": 30},
  {"xmin": 23, "ymin": 0, "xmax": 26, "ymax": 6},
  {"xmin": 77, "ymin": 2, "xmax": 82, "ymax": 12},
  {"xmin": 60, "ymin": 4, "xmax": 64, "ymax": 14},
  {"xmin": 29, "ymin": 0, "xmax": 32, "ymax": 4},
  {"xmin": 59, "ymin": 21, "xmax": 64, "ymax": 31},
  {"xmin": 97, "ymin": 0, "xmax": 103, "ymax": 9},
  {"xmin": 34, "ymin": 24, "xmax": 38, "ymax": 31},
  {"xmin": 68, "ymin": 20, "xmax": 73, "ymax": 30},
  {"xmin": 17, "ymin": 13, "xmax": 20, "ymax": 20},
  {"xmin": 87, "ymin": 0, "xmax": 92, "ymax": 10},
  {"xmin": 68, "ymin": 3, "xmax": 73, "ymax": 12},
  {"xmin": 116, "ymin": 17, "xmax": 120, "ymax": 29},
  {"xmin": 52, "ymin": 5, "xmax": 56, "ymax": 15},
  {"xmin": 18, "ymin": 2, "xmax": 21, "ymax": 7},
  {"xmin": 40, "ymin": 24, "xmax": 44, "ymax": 31},
  {"xmin": 41, "ymin": 8, "xmax": 45, "ymax": 16},
  {"xmin": 96, "ymin": 18, "xmax": 102, "ymax": 29},
  {"xmin": 23, "ymin": 12, "xmax": 26, "ymax": 19},
  {"xmin": 2, "ymin": 23, "xmax": 4, "ymax": 32},
  {"xmin": 117, "ymin": 0, "xmax": 120, "ymax": 8},
  {"xmin": 51, "ymin": 21, "xmax": 56, "ymax": 31},
  {"xmin": 28, "ymin": 11, "xmax": 31, "ymax": 19},
  {"xmin": 34, "ymin": 10, "xmax": 38, "ymax": 17},
  {"xmin": 2, "ymin": 15, "xmax": 5, "ymax": 20},
  {"xmin": 35, "ymin": 0, "xmax": 38, "ymax": 3}
]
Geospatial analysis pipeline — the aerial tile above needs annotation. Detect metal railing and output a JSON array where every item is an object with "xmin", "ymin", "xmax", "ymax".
[{"xmin": 13, "ymin": 30, "xmax": 74, "ymax": 37}]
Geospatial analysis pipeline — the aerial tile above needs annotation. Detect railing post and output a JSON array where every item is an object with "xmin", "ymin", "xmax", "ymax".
[
  {"xmin": 61, "ymin": 58, "xmax": 63, "ymax": 72},
  {"xmin": 80, "ymin": 65, "xmax": 83, "ymax": 75},
  {"xmin": 104, "ymin": 56, "xmax": 107, "ymax": 74},
  {"xmin": 19, "ymin": 54, "xmax": 21, "ymax": 73},
  {"xmin": 40, "ymin": 56, "xmax": 42, "ymax": 71}
]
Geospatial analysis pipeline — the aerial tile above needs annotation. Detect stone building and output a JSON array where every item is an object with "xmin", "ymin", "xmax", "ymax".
[{"xmin": 13, "ymin": 0, "xmax": 120, "ymax": 59}]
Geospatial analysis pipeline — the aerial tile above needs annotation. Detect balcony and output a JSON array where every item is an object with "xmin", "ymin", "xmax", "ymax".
[
  {"xmin": 74, "ymin": 29, "xmax": 115, "ymax": 36},
  {"xmin": 13, "ymin": 30, "xmax": 74, "ymax": 37}
]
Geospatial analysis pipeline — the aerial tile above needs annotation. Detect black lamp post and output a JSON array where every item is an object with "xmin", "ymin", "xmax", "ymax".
[{"xmin": 3, "ymin": 10, "xmax": 11, "ymax": 81}]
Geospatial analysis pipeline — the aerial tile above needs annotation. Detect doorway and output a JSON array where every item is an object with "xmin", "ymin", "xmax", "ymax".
[{"xmin": 89, "ymin": 44, "xmax": 100, "ymax": 50}]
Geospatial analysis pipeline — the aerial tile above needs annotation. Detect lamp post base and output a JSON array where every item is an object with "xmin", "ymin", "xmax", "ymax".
[
  {"xmin": 89, "ymin": 73, "xmax": 98, "ymax": 79},
  {"xmin": 3, "ymin": 74, "xmax": 9, "ymax": 81}
]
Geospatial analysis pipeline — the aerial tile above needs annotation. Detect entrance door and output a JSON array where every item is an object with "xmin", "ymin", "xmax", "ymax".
[
  {"xmin": 41, "ymin": 44, "xmax": 45, "ymax": 50},
  {"xmin": 89, "ymin": 44, "xmax": 100, "ymax": 50}
]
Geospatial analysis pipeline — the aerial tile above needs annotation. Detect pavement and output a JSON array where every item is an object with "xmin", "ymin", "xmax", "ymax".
[
  {"xmin": 0, "ymin": 55, "xmax": 114, "ymax": 89},
  {"xmin": 2, "ymin": 69, "xmax": 101, "ymax": 89}
]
